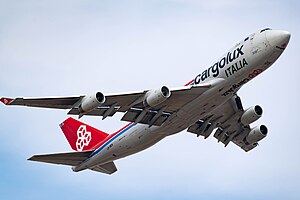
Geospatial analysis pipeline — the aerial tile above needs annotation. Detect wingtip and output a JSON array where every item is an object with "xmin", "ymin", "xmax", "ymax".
[{"xmin": 0, "ymin": 97, "xmax": 14, "ymax": 105}]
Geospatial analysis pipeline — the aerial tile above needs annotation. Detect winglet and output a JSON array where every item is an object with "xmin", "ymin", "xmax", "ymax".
[{"xmin": 0, "ymin": 97, "xmax": 14, "ymax": 105}]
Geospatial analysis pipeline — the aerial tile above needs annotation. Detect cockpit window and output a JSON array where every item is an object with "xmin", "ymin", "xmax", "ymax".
[{"xmin": 260, "ymin": 28, "xmax": 272, "ymax": 33}]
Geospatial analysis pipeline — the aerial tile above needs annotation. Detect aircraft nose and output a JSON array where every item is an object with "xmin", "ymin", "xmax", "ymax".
[{"xmin": 266, "ymin": 30, "xmax": 291, "ymax": 49}]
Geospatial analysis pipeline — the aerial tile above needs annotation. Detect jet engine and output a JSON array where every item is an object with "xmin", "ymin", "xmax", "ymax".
[
  {"xmin": 79, "ymin": 92, "xmax": 105, "ymax": 113},
  {"xmin": 240, "ymin": 105, "xmax": 263, "ymax": 126},
  {"xmin": 144, "ymin": 86, "xmax": 171, "ymax": 107},
  {"xmin": 245, "ymin": 125, "xmax": 268, "ymax": 144}
]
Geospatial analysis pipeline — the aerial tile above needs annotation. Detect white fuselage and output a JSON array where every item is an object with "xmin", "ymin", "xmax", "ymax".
[{"xmin": 73, "ymin": 29, "xmax": 290, "ymax": 172}]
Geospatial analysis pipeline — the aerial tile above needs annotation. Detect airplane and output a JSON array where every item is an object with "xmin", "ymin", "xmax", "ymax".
[{"xmin": 1, "ymin": 28, "xmax": 290, "ymax": 174}]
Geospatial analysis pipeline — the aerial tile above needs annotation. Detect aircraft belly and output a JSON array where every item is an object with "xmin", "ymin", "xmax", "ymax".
[
  {"xmin": 163, "ymin": 88, "xmax": 231, "ymax": 135},
  {"xmin": 108, "ymin": 125, "xmax": 165, "ymax": 158},
  {"xmin": 79, "ymin": 124, "xmax": 166, "ymax": 169}
]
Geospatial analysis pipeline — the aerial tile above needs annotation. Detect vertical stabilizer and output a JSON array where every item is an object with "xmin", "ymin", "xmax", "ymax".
[{"xmin": 60, "ymin": 117, "xmax": 109, "ymax": 151}]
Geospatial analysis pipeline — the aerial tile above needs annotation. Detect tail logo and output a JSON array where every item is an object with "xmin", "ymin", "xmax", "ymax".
[{"xmin": 76, "ymin": 125, "xmax": 92, "ymax": 151}]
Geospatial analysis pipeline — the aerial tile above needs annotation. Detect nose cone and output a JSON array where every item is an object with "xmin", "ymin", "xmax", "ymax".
[{"xmin": 266, "ymin": 30, "xmax": 291, "ymax": 49}]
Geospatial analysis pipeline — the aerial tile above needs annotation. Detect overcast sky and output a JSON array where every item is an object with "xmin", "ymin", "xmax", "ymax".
[{"xmin": 0, "ymin": 0, "xmax": 300, "ymax": 199}]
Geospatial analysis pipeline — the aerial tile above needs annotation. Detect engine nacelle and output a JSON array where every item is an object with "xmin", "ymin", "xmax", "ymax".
[
  {"xmin": 79, "ymin": 92, "xmax": 105, "ymax": 113},
  {"xmin": 144, "ymin": 86, "xmax": 171, "ymax": 107},
  {"xmin": 246, "ymin": 125, "xmax": 268, "ymax": 144},
  {"xmin": 240, "ymin": 105, "xmax": 263, "ymax": 126}
]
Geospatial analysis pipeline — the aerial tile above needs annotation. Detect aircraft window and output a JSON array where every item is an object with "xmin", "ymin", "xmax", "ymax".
[
  {"xmin": 244, "ymin": 37, "xmax": 249, "ymax": 42},
  {"xmin": 260, "ymin": 28, "xmax": 272, "ymax": 33}
]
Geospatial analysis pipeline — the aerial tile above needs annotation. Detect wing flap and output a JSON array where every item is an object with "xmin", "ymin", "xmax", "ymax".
[
  {"xmin": 28, "ymin": 151, "xmax": 93, "ymax": 166},
  {"xmin": 187, "ymin": 121, "xmax": 205, "ymax": 136},
  {"xmin": 121, "ymin": 108, "xmax": 170, "ymax": 126},
  {"xmin": 67, "ymin": 107, "xmax": 118, "ymax": 117}
]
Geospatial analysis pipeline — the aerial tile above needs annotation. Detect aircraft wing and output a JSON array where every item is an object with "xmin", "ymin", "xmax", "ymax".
[
  {"xmin": 187, "ymin": 95, "xmax": 267, "ymax": 152},
  {"xmin": 1, "ymin": 83, "xmax": 211, "ymax": 126}
]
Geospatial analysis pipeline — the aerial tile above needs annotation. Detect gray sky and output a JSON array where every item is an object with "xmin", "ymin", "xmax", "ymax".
[{"xmin": 0, "ymin": 0, "xmax": 300, "ymax": 199}]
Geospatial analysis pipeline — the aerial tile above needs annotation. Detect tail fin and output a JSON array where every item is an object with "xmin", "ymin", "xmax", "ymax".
[{"xmin": 60, "ymin": 117, "xmax": 109, "ymax": 152}]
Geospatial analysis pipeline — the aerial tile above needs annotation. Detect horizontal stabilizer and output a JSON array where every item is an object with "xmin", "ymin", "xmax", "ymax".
[
  {"xmin": 28, "ymin": 151, "xmax": 93, "ymax": 166},
  {"xmin": 89, "ymin": 162, "xmax": 118, "ymax": 175},
  {"xmin": 29, "ymin": 151, "xmax": 118, "ymax": 175}
]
